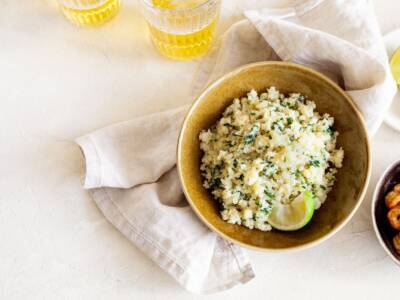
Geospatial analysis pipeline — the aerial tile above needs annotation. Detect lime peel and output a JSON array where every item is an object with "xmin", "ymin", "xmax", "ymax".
[{"xmin": 390, "ymin": 47, "xmax": 400, "ymax": 86}]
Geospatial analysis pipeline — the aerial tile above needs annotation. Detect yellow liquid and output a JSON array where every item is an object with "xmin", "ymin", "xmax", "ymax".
[
  {"xmin": 152, "ymin": 0, "xmax": 208, "ymax": 9},
  {"xmin": 148, "ymin": 19, "xmax": 217, "ymax": 60},
  {"xmin": 148, "ymin": 0, "xmax": 219, "ymax": 60},
  {"xmin": 60, "ymin": 0, "xmax": 120, "ymax": 27}
]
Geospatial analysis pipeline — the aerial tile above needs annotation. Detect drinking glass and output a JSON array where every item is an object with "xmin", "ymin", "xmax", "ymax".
[
  {"xmin": 58, "ymin": 0, "xmax": 120, "ymax": 26},
  {"xmin": 139, "ymin": 0, "xmax": 221, "ymax": 60}
]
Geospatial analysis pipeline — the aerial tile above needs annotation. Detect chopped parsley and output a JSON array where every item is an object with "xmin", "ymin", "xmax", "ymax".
[
  {"xmin": 264, "ymin": 190, "xmax": 275, "ymax": 200},
  {"xmin": 309, "ymin": 159, "xmax": 320, "ymax": 167},
  {"xmin": 244, "ymin": 124, "xmax": 260, "ymax": 144}
]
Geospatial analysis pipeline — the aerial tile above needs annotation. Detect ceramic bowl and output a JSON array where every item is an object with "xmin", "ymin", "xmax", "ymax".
[
  {"xmin": 372, "ymin": 159, "xmax": 400, "ymax": 265},
  {"xmin": 177, "ymin": 61, "xmax": 371, "ymax": 251}
]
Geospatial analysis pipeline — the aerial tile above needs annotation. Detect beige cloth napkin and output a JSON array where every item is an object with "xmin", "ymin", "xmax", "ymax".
[{"xmin": 76, "ymin": 0, "xmax": 396, "ymax": 294}]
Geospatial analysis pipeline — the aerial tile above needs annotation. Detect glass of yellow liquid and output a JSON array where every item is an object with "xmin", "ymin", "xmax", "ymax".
[
  {"xmin": 139, "ymin": 0, "xmax": 221, "ymax": 60},
  {"xmin": 58, "ymin": 0, "xmax": 120, "ymax": 26}
]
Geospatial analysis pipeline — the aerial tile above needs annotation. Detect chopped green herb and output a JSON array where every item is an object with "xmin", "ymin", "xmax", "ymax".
[
  {"xmin": 309, "ymin": 160, "xmax": 320, "ymax": 167},
  {"xmin": 244, "ymin": 124, "xmax": 260, "ymax": 144},
  {"xmin": 261, "ymin": 207, "xmax": 271, "ymax": 214},
  {"xmin": 326, "ymin": 126, "xmax": 334, "ymax": 137},
  {"xmin": 271, "ymin": 121, "xmax": 280, "ymax": 131},
  {"xmin": 209, "ymin": 178, "xmax": 222, "ymax": 189},
  {"xmin": 233, "ymin": 159, "xmax": 238, "ymax": 169},
  {"xmin": 264, "ymin": 190, "xmax": 275, "ymax": 199}
]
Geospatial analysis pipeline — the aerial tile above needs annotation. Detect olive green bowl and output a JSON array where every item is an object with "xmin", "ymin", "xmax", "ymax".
[{"xmin": 177, "ymin": 62, "xmax": 371, "ymax": 251}]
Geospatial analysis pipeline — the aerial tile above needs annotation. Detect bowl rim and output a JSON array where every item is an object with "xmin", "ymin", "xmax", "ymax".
[
  {"xmin": 177, "ymin": 61, "xmax": 372, "ymax": 252},
  {"xmin": 371, "ymin": 159, "xmax": 400, "ymax": 266}
]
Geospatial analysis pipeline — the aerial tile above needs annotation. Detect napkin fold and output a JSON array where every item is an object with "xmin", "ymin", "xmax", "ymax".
[
  {"xmin": 76, "ymin": 106, "xmax": 255, "ymax": 294},
  {"xmin": 76, "ymin": 0, "xmax": 396, "ymax": 294}
]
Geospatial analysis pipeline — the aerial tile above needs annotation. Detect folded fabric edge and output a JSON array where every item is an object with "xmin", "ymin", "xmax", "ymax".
[
  {"xmin": 228, "ymin": 242, "xmax": 255, "ymax": 283},
  {"xmin": 201, "ymin": 242, "xmax": 255, "ymax": 294},
  {"xmin": 201, "ymin": 267, "xmax": 255, "ymax": 294},
  {"xmin": 76, "ymin": 135, "xmax": 102, "ymax": 189},
  {"xmin": 89, "ymin": 187, "xmax": 255, "ymax": 294}
]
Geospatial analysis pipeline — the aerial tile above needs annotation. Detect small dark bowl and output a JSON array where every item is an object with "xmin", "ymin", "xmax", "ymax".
[{"xmin": 372, "ymin": 159, "xmax": 400, "ymax": 265}]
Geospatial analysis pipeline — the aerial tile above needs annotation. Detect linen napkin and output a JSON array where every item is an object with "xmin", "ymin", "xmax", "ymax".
[
  {"xmin": 76, "ymin": 106, "xmax": 254, "ymax": 294},
  {"xmin": 76, "ymin": 0, "xmax": 396, "ymax": 294}
]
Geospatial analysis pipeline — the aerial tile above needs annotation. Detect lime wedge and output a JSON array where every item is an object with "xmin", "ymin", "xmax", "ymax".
[
  {"xmin": 267, "ymin": 191, "xmax": 316, "ymax": 231},
  {"xmin": 390, "ymin": 47, "xmax": 400, "ymax": 85}
]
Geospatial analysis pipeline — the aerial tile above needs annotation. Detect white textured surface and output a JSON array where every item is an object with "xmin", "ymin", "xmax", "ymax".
[{"xmin": 1, "ymin": 0, "xmax": 400, "ymax": 299}]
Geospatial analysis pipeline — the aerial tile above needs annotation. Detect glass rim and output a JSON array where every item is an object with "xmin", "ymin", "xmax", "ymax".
[{"xmin": 140, "ymin": 0, "xmax": 220, "ymax": 14}]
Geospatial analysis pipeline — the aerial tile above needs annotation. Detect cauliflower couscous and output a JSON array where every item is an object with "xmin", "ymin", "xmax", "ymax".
[{"xmin": 199, "ymin": 87, "xmax": 344, "ymax": 231}]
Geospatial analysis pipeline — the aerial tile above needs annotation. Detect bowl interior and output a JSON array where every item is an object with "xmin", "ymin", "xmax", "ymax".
[
  {"xmin": 178, "ymin": 62, "xmax": 370, "ymax": 250},
  {"xmin": 374, "ymin": 161, "xmax": 400, "ymax": 262}
]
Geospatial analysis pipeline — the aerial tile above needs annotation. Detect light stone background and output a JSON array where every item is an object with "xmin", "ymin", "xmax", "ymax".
[{"xmin": 1, "ymin": 0, "xmax": 400, "ymax": 299}]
